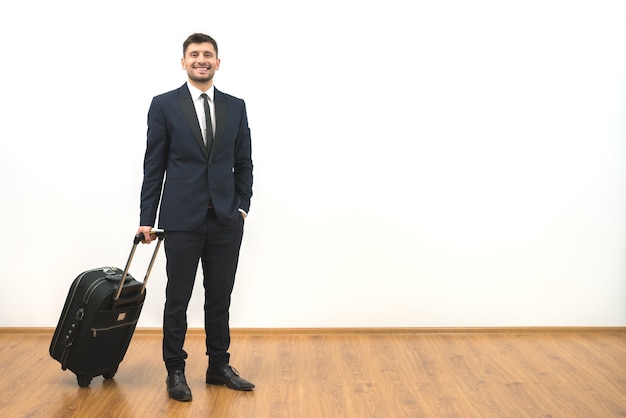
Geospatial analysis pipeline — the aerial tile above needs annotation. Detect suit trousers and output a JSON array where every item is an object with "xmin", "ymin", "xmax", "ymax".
[{"xmin": 162, "ymin": 207, "xmax": 244, "ymax": 373}]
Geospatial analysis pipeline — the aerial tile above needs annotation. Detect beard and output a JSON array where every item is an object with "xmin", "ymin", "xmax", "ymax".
[
  {"xmin": 187, "ymin": 66, "xmax": 216, "ymax": 84},
  {"xmin": 188, "ymin": 72, "xmax": 214, "ymax": 84}
]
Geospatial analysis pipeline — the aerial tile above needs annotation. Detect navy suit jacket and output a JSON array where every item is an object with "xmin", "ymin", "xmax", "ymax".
[{"xmin": 140, "ymin": 84, "xmax": 253, "ymax": 229}]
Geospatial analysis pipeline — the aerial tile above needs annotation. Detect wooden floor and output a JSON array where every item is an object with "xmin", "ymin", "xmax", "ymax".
[{"xmin": 1, "ymin": 328, "xmax": 625, "ymax": 417}]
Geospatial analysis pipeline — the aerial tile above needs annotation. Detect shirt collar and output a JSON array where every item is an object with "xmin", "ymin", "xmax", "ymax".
[{"xmin": 187, "ymin": 82, "xmax": 215, "ymax": 102}]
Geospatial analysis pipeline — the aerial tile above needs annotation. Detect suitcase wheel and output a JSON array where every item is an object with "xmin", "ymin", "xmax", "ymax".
[
  {"xmin": 103, "ymin": 368, "xmax": 117, "ymax": 380},
  {"xmin": 77, "ymin": 374, "xmax": 92, "ymax": 388}
]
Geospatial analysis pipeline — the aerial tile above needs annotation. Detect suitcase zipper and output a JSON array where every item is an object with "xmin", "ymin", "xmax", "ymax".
[
  {"xmin": 52, "ymin": 269, "xmax": 101, "ymax": 350},
  {"xmin": 53, "ymin": 274, "xmax": 114, "ymax": 350},
  {"xmin": 83, "ymin": 277, "xmax": 109, "ymax": 304},
  {"xmin": 91, "ymin": 319, "xmax": 138, "ymax": 337}
]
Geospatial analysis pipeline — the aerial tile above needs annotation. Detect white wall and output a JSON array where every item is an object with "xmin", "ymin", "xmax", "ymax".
[{"xmin": 1, "ymin": 0, "xmax": 625, "ymax": 328}]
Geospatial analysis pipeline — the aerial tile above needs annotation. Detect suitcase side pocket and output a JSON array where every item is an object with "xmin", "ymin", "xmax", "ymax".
[{"xmin": 73, "ymin": 304, "xmax": 144, "ymax": 374}]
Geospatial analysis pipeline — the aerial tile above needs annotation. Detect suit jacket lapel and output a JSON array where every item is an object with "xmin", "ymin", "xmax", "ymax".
[
  {"xmin": 211, "ymin": 89, "xmax": 227, "ymax": 163},
  {"xmin": 177, "ymin": 85, "xmax": 208, "ymax": 158}
]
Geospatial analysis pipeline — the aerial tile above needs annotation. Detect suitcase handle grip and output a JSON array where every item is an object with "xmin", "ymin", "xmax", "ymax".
[{"xmin": 134, "ymin": 230, "xmax": 165, "ymax": 245}]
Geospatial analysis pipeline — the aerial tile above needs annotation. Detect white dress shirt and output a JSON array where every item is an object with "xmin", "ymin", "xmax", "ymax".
[{"xmin": 187, "ymin": 82, "xmax": 216, "ymax": 142}]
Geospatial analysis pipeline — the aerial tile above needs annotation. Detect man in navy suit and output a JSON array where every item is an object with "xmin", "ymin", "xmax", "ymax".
[{"xmin": 138, "ymin": 33, "xmax": 254, "ymax": 402}]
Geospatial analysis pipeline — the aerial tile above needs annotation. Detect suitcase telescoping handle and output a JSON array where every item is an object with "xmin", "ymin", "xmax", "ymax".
[{"xmin": 114, "ymin": 230, "xmax": 165, "ymax": 301}]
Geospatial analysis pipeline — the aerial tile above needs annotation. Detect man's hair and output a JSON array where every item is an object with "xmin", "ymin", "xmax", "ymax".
[{"xmin": 183, "ymin": 33, "xmax": 219, "ymax": 57}]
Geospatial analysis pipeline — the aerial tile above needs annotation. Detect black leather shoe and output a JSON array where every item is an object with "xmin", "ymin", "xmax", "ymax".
[
  {"xmin": 166, "ymin": 370, "xmax": 192, "ymax": 401},
  {"xmin": 206, "ymin": 365, "xmax": 255, "ymax": 391}
]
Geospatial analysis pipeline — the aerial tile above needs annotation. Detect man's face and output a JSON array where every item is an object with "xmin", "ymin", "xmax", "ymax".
[{"xmin": 181, "ymin": 42, "xmax": 220, "ymax": 85}]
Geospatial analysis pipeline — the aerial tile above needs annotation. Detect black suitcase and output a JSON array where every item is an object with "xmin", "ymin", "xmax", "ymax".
[{"xmin": 49, "ymin": 232, "xmax": 164, "ymax": 387}]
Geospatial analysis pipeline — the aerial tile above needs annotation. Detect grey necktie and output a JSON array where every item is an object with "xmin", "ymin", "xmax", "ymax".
[{"xmin": 201, "ymin": 93, "xmax": 214, "ymax": 152}]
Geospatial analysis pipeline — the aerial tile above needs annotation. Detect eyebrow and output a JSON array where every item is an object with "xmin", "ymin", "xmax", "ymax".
[{"xmin": 188, "ymin": 49, "xmax": 215, "ymax": 56}]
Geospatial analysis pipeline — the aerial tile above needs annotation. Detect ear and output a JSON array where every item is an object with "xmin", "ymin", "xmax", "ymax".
[{"xmin": 181, "ymin": 57, "xmax": 186, "ymax": 70}]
